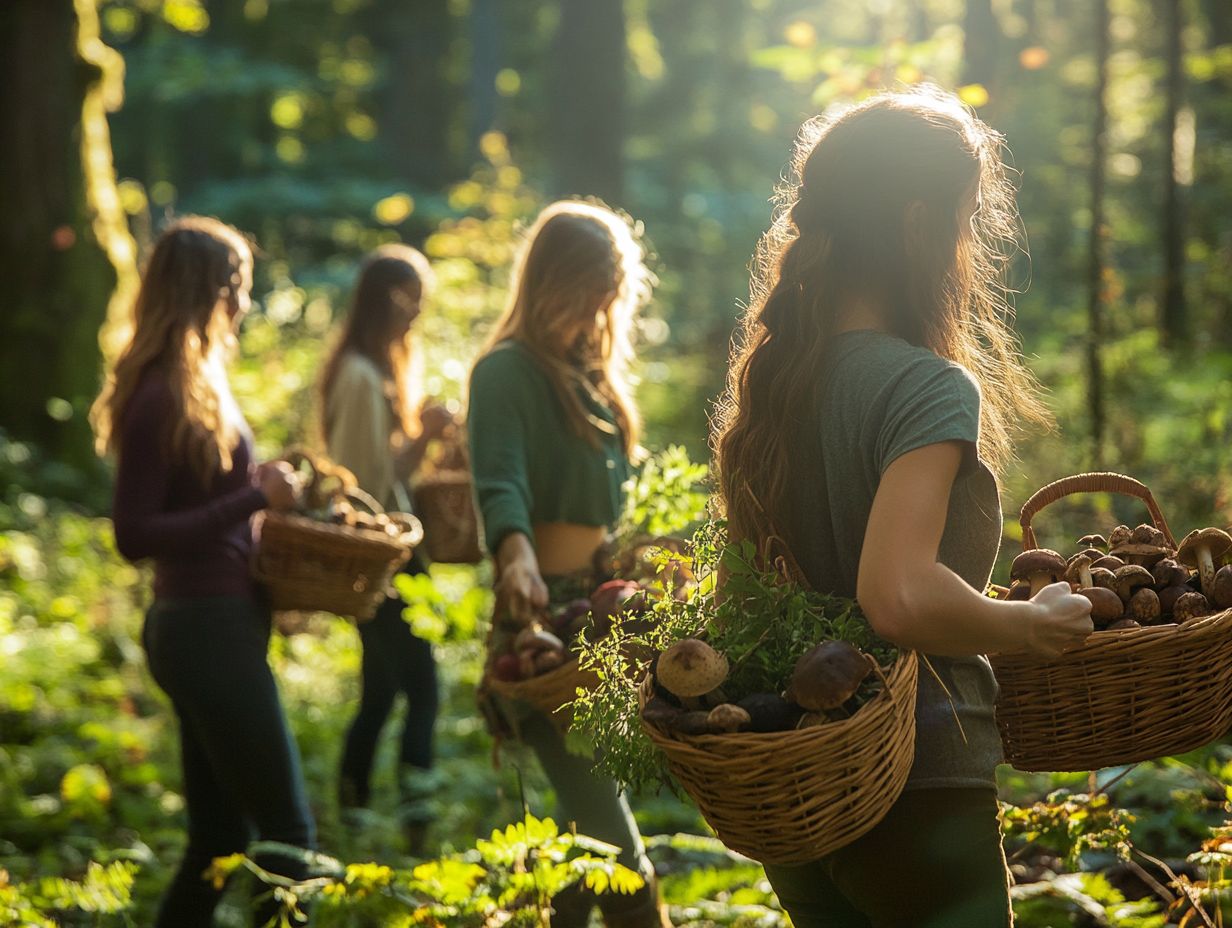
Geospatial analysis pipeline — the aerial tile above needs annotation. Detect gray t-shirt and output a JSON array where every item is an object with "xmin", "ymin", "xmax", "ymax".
[{"xmin": 784, "ymin": 329, "xmax": 1003, "ymax": 790}]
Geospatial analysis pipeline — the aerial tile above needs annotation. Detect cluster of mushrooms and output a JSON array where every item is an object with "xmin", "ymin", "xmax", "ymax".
[
  {"xmin": 291, "ymin": 457, "xmax": 419, "ymax": 540},
  {"xmin": 1008, "ymin": 524, "xmax": 1232, "ymax": 630},
  {"xmin": 489, "ymin": 579, "xmax": 650, "ymax": 682},
  {"xmin": 640, "ymin": 638, "xmax": 879, "ymax": 736}
]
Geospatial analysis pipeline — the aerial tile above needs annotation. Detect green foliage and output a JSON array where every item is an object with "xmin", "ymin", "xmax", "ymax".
[
  {"xmin": 394, "ymin": 566, "xmax": 492, "ymax": 645},
  {"xmin": 0, "ymin": 861, "xmax": 137, "ymax": 928},
  {"xmin": 1012, "ymin": 873, "xmax": 1166, "ymax": 928},
  {"xmin": 615, "ymin": 445, "xmax": 711, "ymax": 547},
  {"xmin": 574, "ymin": 520, "xmax": 893, "ymax": 791},
  {"xmin": 1002, "ymin": 790, "xmax": 1135, "ymax": 870},
  {"xmin": 210, "ymin": 814, "xmax": 643, "ymax": 927}
]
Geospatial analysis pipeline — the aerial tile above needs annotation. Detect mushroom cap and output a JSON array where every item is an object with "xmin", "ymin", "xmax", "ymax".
[
  {"xmin": 1078, "ymin": 533, "xmax": 1109, "ymax": 549},
  {"xmin": 1090, "ymin": 567, "xmax": 1117, "ymax": 590},
  {"xmin": 1109, "ymin": 525, "xmax": 1133, "ymax": 548},
  {"xmin": 1151, "ymin": 558, "xmax": 1189, "ymax": 589},
  {"xmin": 656, "ymin": 639, "xmax": 729, "ymax": 699},
  {"xmin": 736, "ymin": 693, "xmax": 805, "ymax": 733},
  {"xmin": 1158, "ymin": 584, "xmax": 1190, "ymax": 615},
  {"xmin": 785, "ymin": 641, "xmax": 871, "ymax": 711},
  {"xmin": 1113, "ymin": 564, "xmax": 1154, "ymax": 601},
  {"xmin": 1174, "ymin": 591, "xmax": 1211, "ymax": 622},
  {"xmin": 1212, "ymin": 565, "xmax": 1232, "ymax": 610},
  {"xmin": 1007, "ymin": 583, "xmax": 1032, "ymax": 601},
  {"xmin": 706, "ymin": 704, "xmax": 752, "ymax": 734},
  {"xmin": 1091, "ymin": 555, "xmax": 1125, "ymax": 572},
  {"xmin": 1070, "ymin": 548, "xmax": 1105, "ymax": 565},
  {"xmin": 1079, "ymin": 587, "xmax": 1123, "ymax": 624},
  {"xmin": 1128, "ymin": 587, "xmax": 1161, "ymax": 623},
  {"xmin": 514, "ymin": 626, "xmax": 565, "ymax": 655},
  {"xmin": 641, "ymin": 696, "xmax": 683, "ymax": 729},
  {"xmin": 1065, "ymin": 555, "xmax": 1093, "ymax": 586},
  {"xmin": 1177, "ymin": 528, "xmax": 1232, "ymax": 566},
  {"xmin": 1011, "ymin": 549, "xmax": 1066, "ymax": 582},
  {"xmin": 1130, "ymin": 524, "xmax": 1166, "ymax": 546},
  {"xmin": 1107, "ymin": 618, "xmax": 1141, "ymax": 631}
]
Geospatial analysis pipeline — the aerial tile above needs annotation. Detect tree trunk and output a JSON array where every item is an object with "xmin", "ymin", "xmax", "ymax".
[
  {"xmin": 0, "ymin": 0, "xmax": 137, "ymax": 471},
  {"xmin": 468, "ymin": 0, "xmax": 501, "ymax": 156},
  {"xmin": 962, "ymin": 0, "xmax": 999, "ymax": 88},
  {"xmin": 371, "ymin": 0, "xmax": 456, "ymax": 187},
  {"xmin": 1086, "ymin": 0, "xmax": 1111, "ymax": 467},
  {"xmin": 550, "ymin": 0, "xmax": 626, "ymax": 205},
  {"xmin": 1160, "ymin": 0, "xmax": 1187, "ymax": 343}
]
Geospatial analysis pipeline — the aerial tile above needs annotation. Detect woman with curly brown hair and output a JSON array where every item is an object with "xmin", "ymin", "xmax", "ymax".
[{"xmin": 713, "ymin": 88, "xmax": 1093, "ymax": 927}]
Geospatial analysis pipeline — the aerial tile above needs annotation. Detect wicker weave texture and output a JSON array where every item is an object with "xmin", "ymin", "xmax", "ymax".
[
  {"xmin": 414, "ymin": 472, "xmax": 483, "ymax": 565},
  {"xmin": 994, "ymin": 609, "xmax": 1232, "ymax": 771},
  {"xmin": 994, "ymin": 471, "xmax": 1232, "ymax": 771},
  {"xmin": 484, "ymin": 657, "xmax": 600, "ymax": 729},
  {"xmin": 638, "ymin": 652, "xmax": 918, "ymax": 865},
  {"xmin": 252, "ymin": 512, "xmax": 414, "ymax": 620}
]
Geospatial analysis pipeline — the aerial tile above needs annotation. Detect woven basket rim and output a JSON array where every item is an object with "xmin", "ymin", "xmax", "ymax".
[
  {"xmin": 257, "ymin": 509, "xmax": 421, "ymax": 552},
  {"xmin": 640, "ymin": 649, "xmax": 918, "ymax": 746},
  {"xmin": 993, "ymin": 607, "xmax": 1232, "ymax": 665}
]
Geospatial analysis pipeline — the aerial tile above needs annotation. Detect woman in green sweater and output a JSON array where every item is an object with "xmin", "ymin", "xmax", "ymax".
[
  {"xmin": 714, "ymin": 88, "xmax": 1093, "ymax": 927},
  {"xmin": 467, "ymin": 200, "xmax": 666, "ymax": 928}
]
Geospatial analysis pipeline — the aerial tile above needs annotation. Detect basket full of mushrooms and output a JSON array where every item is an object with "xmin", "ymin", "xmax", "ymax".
[
  {"xmin": 636, "ymin": 637, "xmax": 918, "ymax": 865},
  {"xmin": 992, "ymin": 472, "xmax": 1232, "ymax": 772}
]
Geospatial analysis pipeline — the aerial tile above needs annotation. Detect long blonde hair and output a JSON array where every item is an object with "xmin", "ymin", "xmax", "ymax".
[
  {"xmin": 715, "ymin": 87, "xmax": 1050, "ymax": 549},
  {"xmin": 320, "ymin": 243, "xmax": 431, "ymax": 442},
  {"xmin": 477, "ymin": 201, "xmax": 653, "ymax": 455},
  {"xmin": 92, "ymin": 216, "xmax": 253, "ymax": 483}
]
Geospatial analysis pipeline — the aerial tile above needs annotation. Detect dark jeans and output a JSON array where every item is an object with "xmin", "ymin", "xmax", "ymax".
[
  {"xmin": 142, "ymin": 595, "xmax": 316, "ymax": 928},
  {"xmin": 762, "ymin": 788, "xmax": 1011, "ymax": 928},
  {"xmin": 339, "ymin": 560, "xmax": 439, "ymax": 807}
]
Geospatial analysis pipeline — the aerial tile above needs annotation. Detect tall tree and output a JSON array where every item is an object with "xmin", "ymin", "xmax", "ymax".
[
  {"xmin": 1086, "ymin": 0, "xmax": 1111, "ymax": 467},
  {"xmin": 550, "ymin": 0, "xmax": 626, "ymax": 205},
  {"xmin": 468, "ymin": 0, "xmax": 501, "ymax": 155},
  {"xmin": 1160, "ymin": 0, "xmax": 1188, "ymax": 342},
  {"xmin": 962, "ymin": 0, "xmax": 999, "ymax": 89},
  {"xmin": 0, "ymin": 0, "xmax": 137, "ymax": 471}
]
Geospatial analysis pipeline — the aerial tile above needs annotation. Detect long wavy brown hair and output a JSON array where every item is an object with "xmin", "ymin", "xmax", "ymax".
[
  {"xmin": 475, "ymin": 200, "xmax": 654, "ymax": 456},
  {"xmin": 92, "ymin": 216, "xmax": 253, "ymax": 483},
  {"xmin": 714, "ymin": 86, "xmax": 1050, "ymax": 550},
  {"xmin": 319, "ymin": 243, "xmax": 431, "ymax": 441}
]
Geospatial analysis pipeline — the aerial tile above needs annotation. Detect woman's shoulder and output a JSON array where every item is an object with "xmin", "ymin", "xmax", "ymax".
[
  {"xmin": 834, "ymin": 331, "xmax": 979, "ymax": 402},
  {"xmin": 334, "ymin": 350, "xmax": 384, "ymax": 387},
  {"xmin": 470, "ymin": 340, "xmax": 547, "ymax": 389}
]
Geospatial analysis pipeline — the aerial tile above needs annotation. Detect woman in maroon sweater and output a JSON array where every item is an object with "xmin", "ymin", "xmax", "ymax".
[{"xmin": 92, "ymin": 216, "xmax": 315, "ymax": 928}]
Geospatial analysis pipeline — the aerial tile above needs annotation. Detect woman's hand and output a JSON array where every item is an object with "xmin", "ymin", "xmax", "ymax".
[
  {"xmin": 495, "ymin": 533, "xmax": 549, "ymax": 625},
  {"xmin": 1020, "ymin": 581, "xmax": 1094, "ymax": 658},
  {"xmin": 257, "ymin": 461, "xmax": 301, "ymax": 512}
]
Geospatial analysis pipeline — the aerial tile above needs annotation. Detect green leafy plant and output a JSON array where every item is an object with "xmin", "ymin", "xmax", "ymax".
[
  {"xmin": 1001, "ymin": 790, "xmax": 1135, "ymax": 870},
  {"xmin": 0, "ymin": 861, "xmax": 137, "ymax": 928},
  {"xmin": 573, "ymin": 520, "xmax": 894, "ymax": 792},
  {"xmin": 394, "ymin": 565, "xmax": 492, "ymax": 645},
  {"xmin": 207, "ymin": 813, "xmax": 643, "ymax": 927},
  {"xmin": 613, "ymin": 445, "xmax": 710, "ymax": 551}
]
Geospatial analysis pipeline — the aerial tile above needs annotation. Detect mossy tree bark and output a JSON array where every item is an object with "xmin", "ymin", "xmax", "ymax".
[{"xmin": 0, "ymin": 0, "xmax": 136, "ymax": 471}]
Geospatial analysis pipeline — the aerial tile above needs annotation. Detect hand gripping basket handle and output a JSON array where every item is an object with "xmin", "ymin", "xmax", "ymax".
[{"xmin": 1019, "ymin": 472, "xmax": 1176, "ymax": 552}]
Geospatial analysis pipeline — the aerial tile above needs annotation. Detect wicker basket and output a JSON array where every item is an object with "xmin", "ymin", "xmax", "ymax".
[
  {"xmin": 252, "ymin": 507, "xmax": 422, "ymax": 622},
  {"xmin": 638, "ymin": 651, "xmax": 918, "ymax": 865},
  {"xmin": 993, "ymin": 472, "xmax": 1232, "ymax": 772},
  {"xmin": 484, "ymin": 657, "xmax": 599, "ymax": 730},
  {"xmin": 414, "ymin": 470, "xmax": 483, "ymax": 565}
]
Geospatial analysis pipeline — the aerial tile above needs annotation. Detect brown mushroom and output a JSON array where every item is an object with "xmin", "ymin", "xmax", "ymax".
[
  {"xmin": 1011, "ymin": 549, "xmax": 1067, "ymax": 597},
  {"xmin": 1091, "ymin": 555, "xmax": 1125, "ymax": 572},
  {"xmin": 737, "ymin": 693, "xmax": 806, "ymax": 733},
  {"xmin": 1176, "ymin": 528, "xmax": 1232, "ymax": 597},
  {"xmin": 1174, "ymin": 591, "xmax": 1211, "ymax": 623},
  {"xmin": 706, "ymin": 704, "xmax": 752, "ymax": 734},
  {"xmin": 1070, "ymin": 548, "xmax": 1106, "ymax": 566},
  {"xmin": 785, "ymin": 641, "xmax": 871, "ymax": 712},
  {"xmin": 664, "ymin": 710, "xmax": 714, "ymax": 736},
  {"xmin": 1131, "ymin": 524, "xmax": 1167, "ymax": 546},
  {"xmin": 1109, "ymin": 525, "xmax": 1133, "ymax": 549},
  {"xmin": 656, "ymin": 639, "xmax": 729, "ymax": 709},
  {"xmin": 1128, "ymin": 587, "xmax": 1161, "ymax": 624},
  {"xmin": 1078, "ymin": 533, "xmax": 1109, "ymax": 550},
  {"xmin": 1065, "ymin": 555, "xmax": 1094, "ymax": 590},
  {"xmin": 1079, "ymin": 586, "xmax": 1123, "ymax": 627},
  {"xmin": 1112, "ymin": 564, "xmax": 1154, "ymax": 603},
  {"xmin": 1212, "ymin": 565, "xmax": 1232, "ymax": 611},
  {"xmin": 1151, "ymin": 558, "xmax": 1189, "ymax": 589},
  {"xmin": 1158, "ymin": 585, "xmax": 1190, "ymax": 615},
  {"xmin": 1090, "ymin": 567, "xmax": 1117, "ymax": 591},
  {"xmin": 1007, "ymin": 584, "xmax": 1032, "ymax": 601},
  {"xmin": 641, "ymin": 697, "xmax": 683, "ymax": 730},
  {"xmin": 1107, "ymin": 618, "xmax": 1141, "ymax": 631}
]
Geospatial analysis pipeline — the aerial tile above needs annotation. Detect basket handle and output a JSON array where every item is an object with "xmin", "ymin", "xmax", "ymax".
[{"xmin": 1019, "ymin": 472, "xmax": 1175, "ymax": 552}]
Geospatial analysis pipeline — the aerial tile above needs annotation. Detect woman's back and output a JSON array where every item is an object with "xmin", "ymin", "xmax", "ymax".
[{"xmin": 785, "ymin": 329, "xmax": 1003, "ymax": 789}]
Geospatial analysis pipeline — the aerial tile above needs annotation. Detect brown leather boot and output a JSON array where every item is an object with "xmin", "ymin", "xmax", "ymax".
[{"xmin": 597, "ymin": 876, "xmax": 671, "ymax": 928}]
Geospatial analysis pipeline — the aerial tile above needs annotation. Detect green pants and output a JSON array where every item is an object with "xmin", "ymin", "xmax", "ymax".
[
  {"xmin": 762, "ymin": 788, "xmax": 1011, "ymax": 928},
  {"xmin": 484, "ymin": 571, "xmax": 653, "ymax": 881}
]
